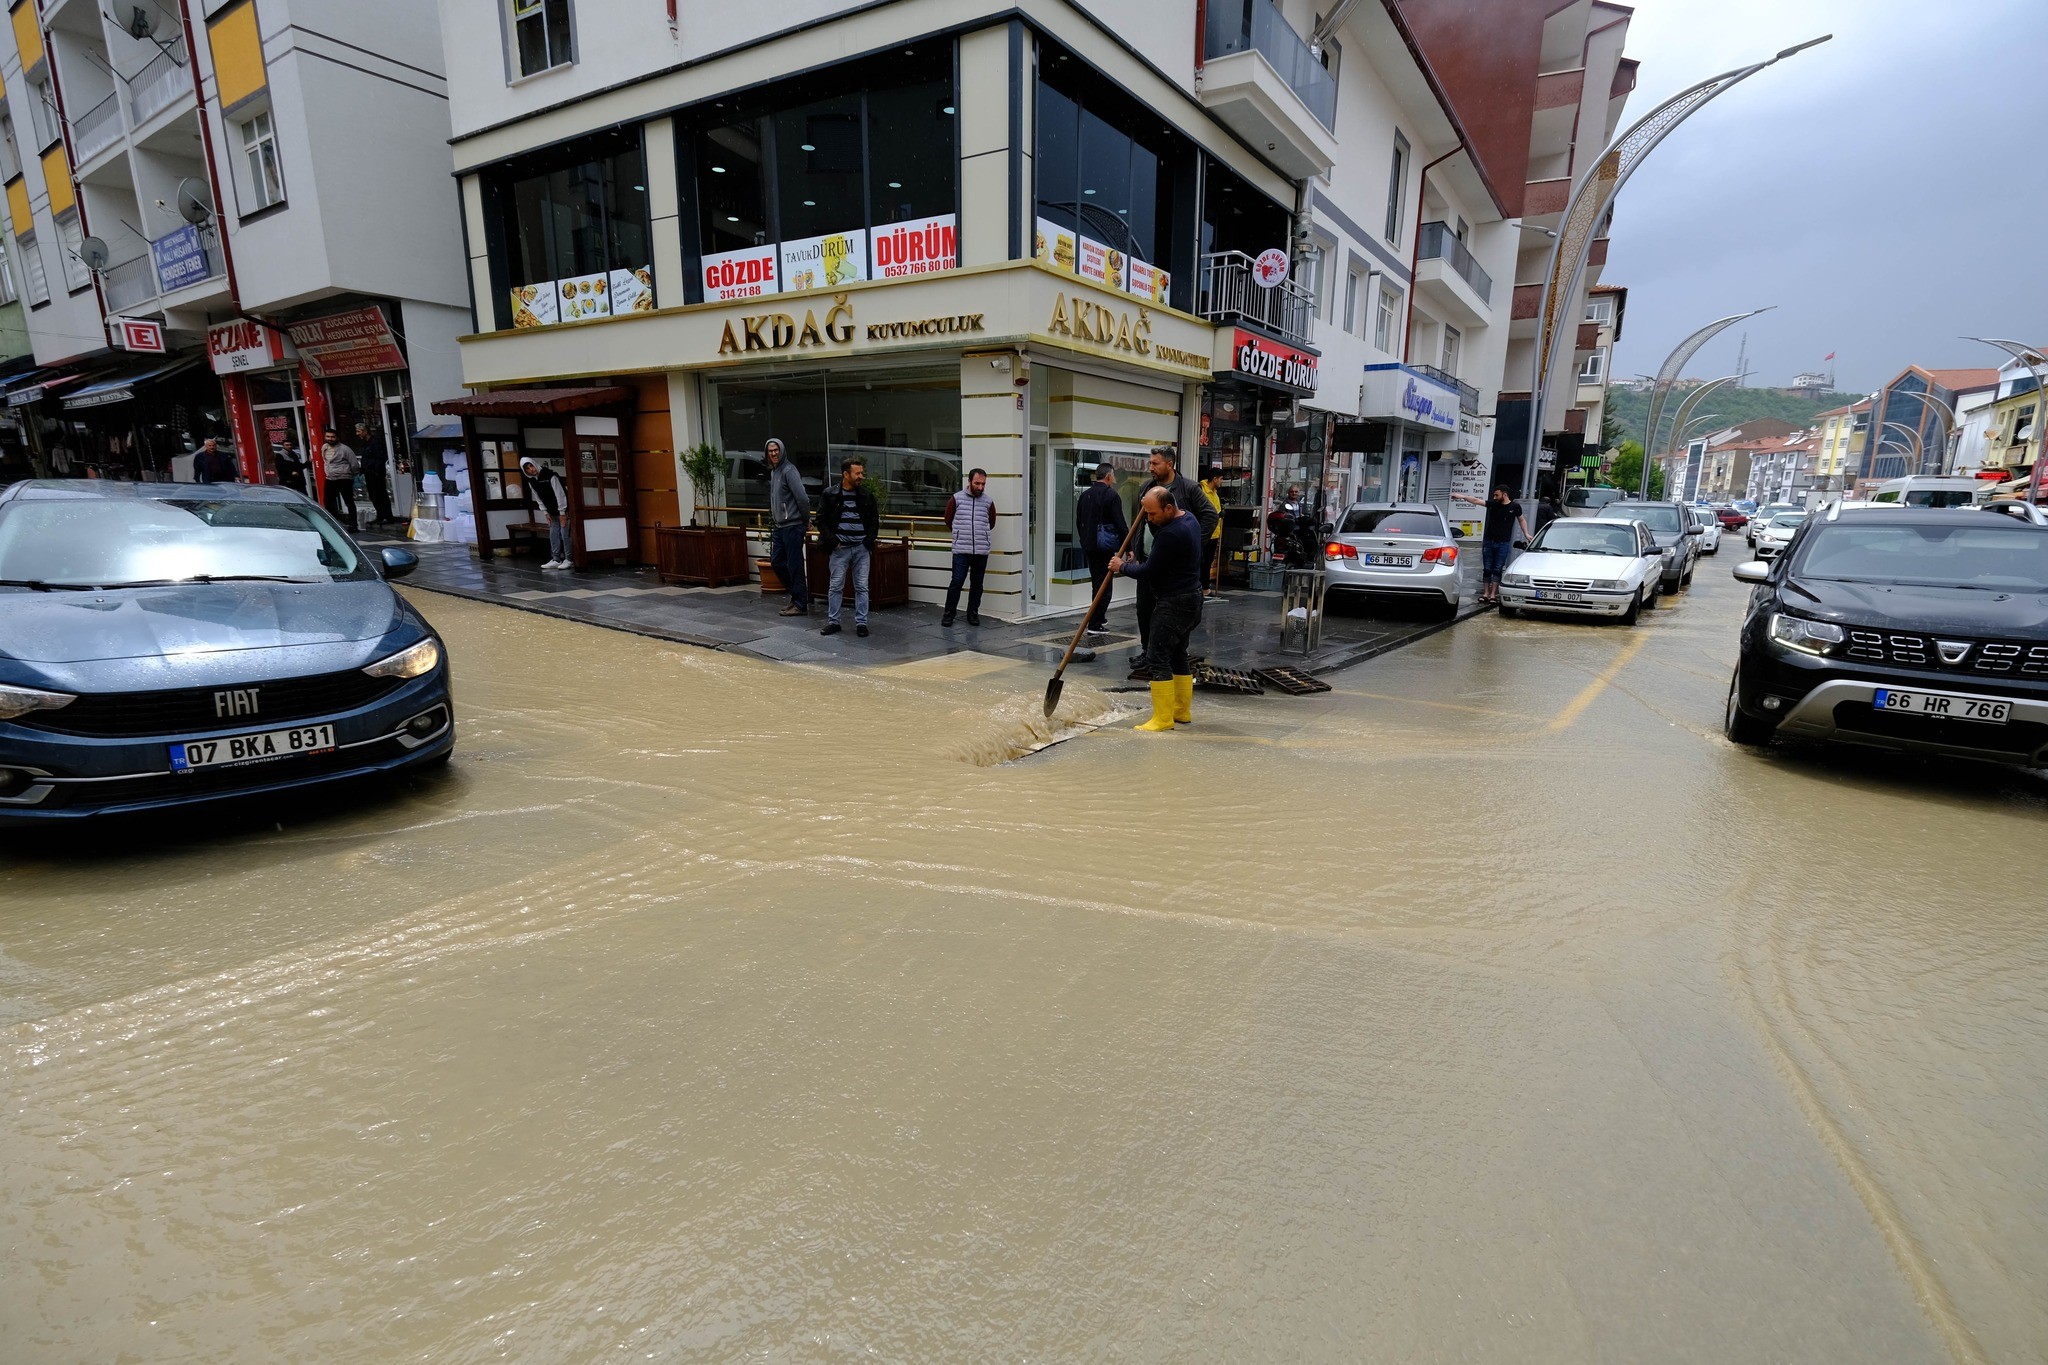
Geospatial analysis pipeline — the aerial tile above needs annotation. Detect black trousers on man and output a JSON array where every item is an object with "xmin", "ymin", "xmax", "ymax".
[
  {"xmin": 944, "ymin": 552, "xmax": 988, "ymax": 619},
  {"xmin": 1144, "ymin": 590, "xmax": 1202, "ymax": 681},
  {"xmin": 363, "ymin": 469, "xmax": 395, "ymax": 524},
  {"xmin": 1085, "ymin": 548, "xmax": 1114, "ymax": 631},
  {"xmin": 323, "ymin": 480, "xmax": 357, "ymax": 531}
]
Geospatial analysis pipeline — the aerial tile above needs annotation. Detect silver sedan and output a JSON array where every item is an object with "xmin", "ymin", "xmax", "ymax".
[{"xmin": 1322, "ymin": 502, "xmax": 1462, "ymax": 617}]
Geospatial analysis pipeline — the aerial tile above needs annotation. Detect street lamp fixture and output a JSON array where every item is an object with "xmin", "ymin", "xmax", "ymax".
[{"xmin": 1962, "ymin": 336, "xmax": 2047, "ymax": 500}]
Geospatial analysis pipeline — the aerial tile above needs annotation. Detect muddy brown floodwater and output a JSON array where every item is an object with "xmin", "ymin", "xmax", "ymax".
[{"xmin": 4, "ymin": 574, "xmax": 2045, "ymax": 1362}]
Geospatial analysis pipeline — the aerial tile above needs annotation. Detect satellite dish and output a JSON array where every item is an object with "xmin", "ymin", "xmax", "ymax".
[
  {"xmin": 126, "ymin": 5, "xmax": 156, "ymax": 40},
  {"xmin": 79, "ymin": 236, "xmax": 111, "ymax": 271},
  {"xmin": 175, "ymin": 178, "xmax": 213, "ymax": 225}
]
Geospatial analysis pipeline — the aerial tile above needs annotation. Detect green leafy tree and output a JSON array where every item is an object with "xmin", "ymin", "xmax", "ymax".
[{"xmin": 1604, "ymin": 440, "xmax": 1665, "ymax": 499}]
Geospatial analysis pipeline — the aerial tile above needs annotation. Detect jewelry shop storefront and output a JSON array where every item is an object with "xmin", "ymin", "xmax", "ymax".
[{"xmin": 450, "ymin": 259, "xmax": 1218, "ymax": 618}]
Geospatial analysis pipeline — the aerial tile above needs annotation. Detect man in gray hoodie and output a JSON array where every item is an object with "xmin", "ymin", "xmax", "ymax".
[{"xmin": 764, "ymin": 437, "xmax": 810, "ymax": 615}]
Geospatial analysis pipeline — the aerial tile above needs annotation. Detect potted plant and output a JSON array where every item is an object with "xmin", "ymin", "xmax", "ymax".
[{"xmin": 656, "ymin": 442, "xmax": 751, "ymax": 586}]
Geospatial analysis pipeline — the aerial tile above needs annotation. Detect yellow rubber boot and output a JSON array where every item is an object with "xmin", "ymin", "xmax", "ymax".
[
  {"xmin": 1134, "ymin": 680, "xmax": 1177, "ymax": 731},
  {"xmin": 1172, "ymin": 674, "xmax": 1194, "ymax": 724}
]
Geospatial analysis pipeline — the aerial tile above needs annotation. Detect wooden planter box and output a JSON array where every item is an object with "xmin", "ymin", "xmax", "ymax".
[
  {"xmin": 655, "ymin": 525, "xmax": 751, "ymax": 587},
  {"xmin": 807, "ymin": 537, "xmax": 912, "ymax": 608}
]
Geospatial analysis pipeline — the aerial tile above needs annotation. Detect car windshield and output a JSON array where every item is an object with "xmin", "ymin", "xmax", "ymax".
[
  {"xmin": 1613, "ymin": 504, "xmax": 1682, "ymax": 532},
  {"xmin": 1530, "ymin": 522, "xmax": 1638, "ymax": 555},
  {"xmin": 0, "ymin": 496, "xmax": 368, "ymax": 589},
  {"xmin": 1795, "ymin": 523, "xmax": 2048, "ymax": 591},
  {"xmin": 1339, "ymin": 509, "xmax": 1444, "ymax": 536},
  {"xmin": 1768, "ymin": 513, "xmax": 1807, "ymax": 529},
  {"xmin": 1904, "ymin": 489, "xmax": 1977, "ymax": 508},
  {"xmin": 1564, "ymin": 487, "xmax": 1621, "ymax": 509}
]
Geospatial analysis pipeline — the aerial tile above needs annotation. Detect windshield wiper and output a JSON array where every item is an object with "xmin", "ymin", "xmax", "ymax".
[
  {"xmin": 0, "ymin": 578, "xmax": 95, "ymax": 591},
  {"xmin": 186, "ymin": 574, "xmax": 324, "ymax": 584}
]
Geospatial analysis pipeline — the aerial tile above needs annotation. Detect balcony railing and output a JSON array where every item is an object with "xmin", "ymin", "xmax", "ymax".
[
  {"xmin": 1202, "ymin": 0, "xmax": 1337, "ymax": 130},
  {"xmin": 127, "ymin": 49, "xmax": 190, "ymax": 127},
  {"xmin": 1416, "ymin": 221, "xmax": 1492, "ymax": 304},
  {"xmin": 1411, "ymin": 362, "xmax": 1480, "ymax": 415},
  {"xmin": 71, "ymin": 93, "xmax": 123, "ymax": 164},
  {"xmin": 101, "ymin": 254, "xmax": 155, "ymax": 313},
  {"xmin": 1198, "ymin": 250, "xmax": 1314, "ymax": 349}
]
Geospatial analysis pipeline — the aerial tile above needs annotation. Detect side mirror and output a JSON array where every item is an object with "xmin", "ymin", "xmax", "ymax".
[
  {"xmin": 1643, "ymin": 545, "xmax": 1662, "ymax": 556},
  {"xmin": 380, "ymin": 546, "xmax": 419, "ymax": 579},
  {"xmin": 1684, "ymin": 524, "xmax": 1704, "ymax": 535},
  {"xmin": 1732, "ymin": 560, "xmax": 1771, "ymax": 584},
  {"xmin": 1511, "ymin": 538, "xmax": 1527, "ymax": 550}
]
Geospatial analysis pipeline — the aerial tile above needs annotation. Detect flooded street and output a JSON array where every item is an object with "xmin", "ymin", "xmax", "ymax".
[{"xmin": 4, "ymin": 567, "xmax": 2045, "ymax": 1363}]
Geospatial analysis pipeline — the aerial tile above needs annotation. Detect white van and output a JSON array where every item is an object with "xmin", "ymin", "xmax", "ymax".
[{"xmin": 1867, "ymin": 476, "xmax": 1982, "ymax": 508}]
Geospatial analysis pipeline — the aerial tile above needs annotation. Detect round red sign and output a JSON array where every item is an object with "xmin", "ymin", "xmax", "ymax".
[{"xmin": 1252, "ymin": 248, "xmax": 1290, "ymax": 287}]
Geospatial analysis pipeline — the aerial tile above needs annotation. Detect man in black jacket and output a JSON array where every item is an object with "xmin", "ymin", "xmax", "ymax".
[
  {"xmin": 816, "ymin": 456, "xmax": 879, "ymax": 637},
  {"xmin": 1110, "ymin": 486, "xmax": 1203, "ymax": 731},
  {"xmin": 1131, "ymin": 445, "xmax": 1217, "ymax": 664},
  {"xmin": 1075, "ymin": 462, "xmax": 1128, "ymax": 639}
]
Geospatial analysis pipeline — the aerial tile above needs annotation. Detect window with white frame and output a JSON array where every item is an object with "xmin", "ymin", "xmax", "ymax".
[
  {"xmin": 234, "ymin": 110, "xmax": 285, "ymax": 212},
  {"xmin": 54, "ymin": 209, "xmax": 89, "ymax": 292},
  {"xmin": 1585, "ymin": 296, "xmax": 1614, "ymax": 324},
  {"xmin": 17, "ymin": 232, "xmax": 49, "ymax": 305},
  {"xmin": 1342, "ymin": 266, "xmax": 1362, "ymax": 334},
  {"xmin": 0, "ymin": 239, "xmax": 17, "ymax": 306},
  {"xmin": 1374, "ymin": 282, "xmax": 1400, "ymax": 352},
  {"xmin": 1384, "ymin": 131, "xmax": 1409, "ymax": 247},
  {"xmin": 511, "ymin": 0, "xmax": 574, "ymax": 78},
  {"xmin": 1580, "ymin": 348, "xmax": 1606, "ymax": 384},
  {"xmin": 0, "ymin": 113, "xmax": 19, "ymax": 183},
  {"xmin": 28, "ymin": 77, "xmax": 60, "ymax": 150},
  {"xmin": 1441, "ymin": 325, "xmax": 1461, "ymax": 378}
]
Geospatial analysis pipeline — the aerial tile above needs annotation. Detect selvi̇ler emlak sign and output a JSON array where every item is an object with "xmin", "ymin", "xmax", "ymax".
[{"xmin": 694, "ymin": 213, "xmax": 960, "ymax": 305}]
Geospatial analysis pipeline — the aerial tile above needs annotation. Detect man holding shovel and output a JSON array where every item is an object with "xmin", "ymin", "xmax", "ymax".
[
  {"xmin": 1109, "ymin": 486, "xmax": 1202, "ymax": 732},
  {"xmin": 1130, "ymin": 445, "xmax": 1216, "ymax": 670}
]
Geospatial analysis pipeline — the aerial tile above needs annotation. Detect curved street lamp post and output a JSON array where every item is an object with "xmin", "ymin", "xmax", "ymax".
[{"xmin": 1962, "ymin": 337, "xmax": 2048, "ymax": 500}]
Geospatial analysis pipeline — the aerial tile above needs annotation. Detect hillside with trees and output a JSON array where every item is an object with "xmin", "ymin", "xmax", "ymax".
[{"xmin": 1601, "ymin": 385, "xmax": 1861, "ymax": 454}]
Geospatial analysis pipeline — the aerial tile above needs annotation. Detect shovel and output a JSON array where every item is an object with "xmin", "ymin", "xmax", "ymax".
[{"xmin": 1044, "ymin": 513, "xmax": 1144, "ymax": 718}]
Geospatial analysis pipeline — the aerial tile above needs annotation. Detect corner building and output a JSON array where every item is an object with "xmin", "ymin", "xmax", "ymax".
[{"xmin": 438, "ymin": 0, "xmax": 1584, "ymax": 614}]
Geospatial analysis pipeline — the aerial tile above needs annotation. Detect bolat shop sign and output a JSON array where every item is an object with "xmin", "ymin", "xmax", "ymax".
[{"xmin": 1230, "ymin": 328, "xmax": 1319, "ymax": 394}]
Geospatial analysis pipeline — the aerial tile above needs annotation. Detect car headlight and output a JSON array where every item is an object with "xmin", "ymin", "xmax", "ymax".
[
  {"xmin": 1768, "ymin": 613, "xmax": 1844, "ymax": 655},
  {"xmin": 1502, "ymin": 572, "xmax": 1530, "ymax": 587},
  {"xmin": 363, "ymin": 638, "xmax": 442, "ymax": 680},
  {"xmin": 0, "ymin": 682, "xmax": 76, "ymax": 720}
]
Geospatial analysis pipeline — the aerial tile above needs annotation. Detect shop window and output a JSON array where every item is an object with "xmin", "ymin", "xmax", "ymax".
[
  {"xmin": 1384, "ymin": 131, "xmax": 1409, "ymax": 247},
  {"xmin": 683, "ymin": 45, "xmax": 956, "ymax": 301},
  {"xmin": 234, "ymin": 110, "xmax": 285, "ymax": 213},
  {"xmin": 1034, "ymin": 42, "xmax": 1189, "ymax": 304},
  {"xmin": 1200, "ymin": 157, "xmax": 1290, "ymax": 264},
  {"xmin": 1374, "ymin": 282, "xmax": 1400, "ymax": 353},
  {"xmin": 511, "ymin": 0, "xmax": 574, "ymax": 78},
  {"xmin": 711, "ymin": 366, "xmax": 962, "ymax": 524},
  {"xmin": 486, "ymin": 127, "xmax": 651, "ymax": 327},
  {"xmin": 54, "ymin": 209, "xmax": 88, "ymax": 292},
  {"xmin": 17, "ymin": 230, "xmax": 49, "ymax": 306}
]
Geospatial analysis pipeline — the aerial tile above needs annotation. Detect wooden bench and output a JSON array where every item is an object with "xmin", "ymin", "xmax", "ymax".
[{"xmin": 503, "ymin": 520, "xmax": 551, "ymax": 559}]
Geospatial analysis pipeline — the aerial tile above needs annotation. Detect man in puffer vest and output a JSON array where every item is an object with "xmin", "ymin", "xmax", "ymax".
[{"xmin": 942, "ymin": 467, "xmax": 998, "ymax": 626}]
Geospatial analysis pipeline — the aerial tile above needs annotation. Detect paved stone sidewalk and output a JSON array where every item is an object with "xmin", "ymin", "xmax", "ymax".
[{"xmin": 383, "ymin": 539, "xmax": 1488, "ymax": 678}]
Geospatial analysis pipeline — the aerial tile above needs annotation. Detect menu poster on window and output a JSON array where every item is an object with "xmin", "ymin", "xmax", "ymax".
[
  {"xmin": 1034, "ymin": 217, "xmax": 1076, "ymax": 273},
  {"xmin": 781, "ymin": 229, "xmax": 868, "ymax": 292},
  {"xmin": 703, "ymin": 244, "xmax": 778, "ymax": 301},
  {"xmin": 558, "ymin": 272, "xmax": 613, "ymax": 321},
  {"xmin": 609, "ymin": 265, "xmax": 655, "ymax": 314},
  {"xmin": 871, "ymin": 213, "xmax": 957, "ymax": 279},
  {"xmin": 510, "ymin": 281, "xmax": 559, "ymax": 329},
  {"xmin": 1126, "ymin": 258, "xmax": 1169, "ymax": 304},
  {"xmin": 1076, "ymin": 235, "xmax": 1123, "ymax": 291}
]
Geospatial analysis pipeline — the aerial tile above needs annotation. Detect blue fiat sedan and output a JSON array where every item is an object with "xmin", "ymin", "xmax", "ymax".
[{"xmin": 0, "ymin": 481, "xmax": 452, "ymax": 825}]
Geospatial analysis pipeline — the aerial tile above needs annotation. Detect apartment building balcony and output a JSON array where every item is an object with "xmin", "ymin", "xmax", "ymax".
[
  {"xmin": 1198, "ymin": 250, "xmax": 1314, "ymax": 349},
  {"xmin": 127, "ymin": 50, "xmax": 192, "ymax": 130},
  {"xmin": 1587, "ymin": 236, "xmax": 1609, "ymax": 270},
  {"xmin": 1410, "ymin": 362, "xmax": 1480, "ymax": 415},
  {"xmin": 1413, "ymin": 221, "xmax": 1491, "ymax": 328},
  {"xmin": 1199, "ymin": 0, "xmax": 1338, "ymax": 179},
  {"xmin": 1524, "ymin": 176, "xmax": 1571, "ymax": 227},
  {"xmin": 101, "ymin": 254, "xmax": 157, "ymax": 314},
  {"xmin": 71, "ymin": 93, "xmax": 124, "ymax": 166}
]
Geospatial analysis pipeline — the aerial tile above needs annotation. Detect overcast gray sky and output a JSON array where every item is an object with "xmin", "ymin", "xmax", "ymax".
[{"xmin": 1603, "ymin": 0, "xmax": 2048, "ymax": 394}]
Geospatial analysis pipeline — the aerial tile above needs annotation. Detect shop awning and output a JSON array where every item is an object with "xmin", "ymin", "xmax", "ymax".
[
  {"xmin": 61, "ymin": 355, "xmax": 204, "ymax": 410},
  {"xmin": 413, "ymin": 420, "xmax": 464, "ymax": 441},
  {"xmin": 4, "ymin": 368, "xmax": 94, "ymax": 408},
  {"xmin": 432, "ymin": 386, "xmax": 632, "ymax": 418}
]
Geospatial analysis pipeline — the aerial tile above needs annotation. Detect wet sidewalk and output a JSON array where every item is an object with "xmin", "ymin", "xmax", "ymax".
[{"xmin": 383, "ymin": 539, "xmax": 1488, "ymax": 678}]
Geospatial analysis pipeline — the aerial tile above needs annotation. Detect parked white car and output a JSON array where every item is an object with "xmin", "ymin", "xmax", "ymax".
[
  {"xmin": 1746, "ymin": 503, "xmax": 1801, "ymax": 547},
  {"xmin": 1752, "ymin": 510, "xmax": 1808, "ymax": 559},
  {"xmin": 1689, "ymin": 505, "xmax": 1723, "ymax": 553},
  {"xmin": 1498, "ymin": 517, "xmax": 1663, "ymax": 624}
]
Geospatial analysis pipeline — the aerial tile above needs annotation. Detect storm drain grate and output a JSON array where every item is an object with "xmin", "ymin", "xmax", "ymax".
[
  {"xmin": 1194, "ymin": 662, "xmax": 1265, "ymax": 695},
  {"xmin": 1257, "ymin": 666, "xmax": 1333, "ymax": 695}
]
